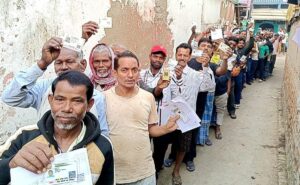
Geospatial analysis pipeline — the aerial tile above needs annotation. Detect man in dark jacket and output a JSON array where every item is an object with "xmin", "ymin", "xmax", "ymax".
[{"xmin": 0, "ymin": 70, "xmax": 114, "ymax": 185}]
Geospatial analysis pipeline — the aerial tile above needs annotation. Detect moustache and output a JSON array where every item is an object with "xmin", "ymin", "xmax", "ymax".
[{"xmin": 54, "ymin": 112, "xmax": 77, "ymax": 119}]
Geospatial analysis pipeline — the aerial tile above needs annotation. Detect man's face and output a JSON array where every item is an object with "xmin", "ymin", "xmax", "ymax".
[
  {"xmin": 113, "ymin": 57, "xmax": 139, "ymax": 89},
  {"xmin": 54, "ymin": 48, "xmax": 86, "ymax": 75},
  {"xmin": 237, "ymin": 40, "xmax": 245, "ymax": 49},
  {"xmin": 240, "ymin": 31, "xmax": 247, "ymax": 38},
  {"xmin": 228, "ymin": 40, "xmax": 237, "ymax": 50},
  {"xmin": 93, "ymin": 51, "xmax": 112, "ymax": 77},
  {"xmin": 175, "ymin": 48, "xmax": 191, "ymax": 68},
  {"xmin": 149, "ymin": 53, "xmax": 166, "ymax": 70},
  {"xmin": 198, "ymin": 42, "xmax": 213, "ymax": 56},
  {"xmin": 49, "ymin": 80, "xmax": 93, "ymax": 130}
]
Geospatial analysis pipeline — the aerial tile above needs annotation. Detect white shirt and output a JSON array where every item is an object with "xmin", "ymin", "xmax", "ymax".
[
  {"xmin": 169, "ymin": 66, "xmax": 215, "ymax": 111},
  {"xmin": 140, "ymin": 68, "xmax": 171, "ymax": 125}
]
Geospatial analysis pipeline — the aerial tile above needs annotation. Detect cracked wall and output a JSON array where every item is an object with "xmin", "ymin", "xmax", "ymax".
[{"xmin": 0, "ymin": 0, "xmax": 223, "ymax": 144}]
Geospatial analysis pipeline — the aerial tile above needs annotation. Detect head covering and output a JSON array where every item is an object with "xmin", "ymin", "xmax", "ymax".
[
  {"xmin": 151, "ymin": 45, "xmax": 167, "ymax": 56},
  {"xmin": 89, "ymin": 43, "xmax": 116, "ymax": 91}
]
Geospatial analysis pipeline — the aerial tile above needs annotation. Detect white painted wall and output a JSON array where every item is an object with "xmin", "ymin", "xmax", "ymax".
[{"xmin": 0, "ymin": 0, "xmax": 223, "ymax": 144}]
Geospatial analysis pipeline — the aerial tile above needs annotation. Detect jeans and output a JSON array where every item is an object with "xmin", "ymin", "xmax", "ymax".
[
  {"xmin": 246, "ymin": 58, "xmax": 252, "ymax": 83},
  {"xmin": 269, "ymin": 54, "xmax": 276, "ymax": 74},
  {"xmin": 249, "ymin": 59, "xmax": 259, "ymax": 81},
  {"xmin": 234, "ymin": 72, "xmax": 243, "ymax": 104},
  {"xmin": 264, "ymin": 60, "xmax": 270, "ymax": 78},
  {"xmin": 227, "ymin": 80, "xmax": 236, "ymax": 115},
  {"xmin": 259, "ymin": 58, "xmax": 266, "ymax": 80}
]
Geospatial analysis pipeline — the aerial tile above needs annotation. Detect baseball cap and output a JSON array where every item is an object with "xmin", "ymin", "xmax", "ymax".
[{"xmin": 151, "ymin": 45, "xmax": 167, "ymax": 56}]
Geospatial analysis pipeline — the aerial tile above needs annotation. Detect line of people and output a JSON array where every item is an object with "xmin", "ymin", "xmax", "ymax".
[{"xmin": 0, "ymin": 20, "xmax": 283, "ymax": 185}]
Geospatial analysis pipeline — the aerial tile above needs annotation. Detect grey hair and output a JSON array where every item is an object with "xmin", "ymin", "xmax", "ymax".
[{"xmin": 62, "ymin": 46, "xmax": 84, "ymax": 60}]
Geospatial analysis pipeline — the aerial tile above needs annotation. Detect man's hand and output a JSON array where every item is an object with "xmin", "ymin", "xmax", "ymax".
[
  {"xmin": 82, "ymin": 21, "xmax": 99, "ymax": 41},
  {"xmin": 164, "ymin": 115, "xmax": 180, "ymax": 133},
  {"xmin": 220, "ymin": 48, "xmax": 233, "ymax": 61},
  {"xmin": 38, "ymin": 37, "xmax": 62, "ymax": 70},
  {"xmin": 191, "ymin": 25, "xmax": 196, "ymax": 34},
  {"xmin": 175, "ymin": 65, "xmax": 183, "ymax": 80},
  {"xmin": 157, "ymin": 75, "xmax": 170, "ymax": 89},
  {"xmin": 9, "ymin": 141, "xmax": 54, "ymax": 174},
  {"xmin": 197, "ymin": 53, "xmax": 210, "ymax": 67}
]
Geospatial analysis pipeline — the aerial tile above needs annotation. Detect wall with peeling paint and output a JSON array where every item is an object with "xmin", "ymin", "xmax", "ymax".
[{"xmin": 0, "ymin": 0, "xmax": 224, "ymax": 144}]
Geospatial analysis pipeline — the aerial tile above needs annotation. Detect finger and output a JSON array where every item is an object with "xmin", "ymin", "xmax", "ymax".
[
  {"xmin": 19, "ymin": 149, "xmax": 45, "ymax": 171},
  {"xmin": 48, "ymin": 40, "xmax": 62, "ymax": 50},
  {"xmin": 50, "ymin": 37, "xmax": 63, "ymax": 46},
  {"xmin": 34, "ymin": 144, "xmax": 53, "ymax": 167},
  {"xmin": 85, "ymin": 21, "xmax": 99, "ymax": 28},
  {"xmin": 15, "ymin": 155, "xmax": 39, "ymax": 173},
  {"xmin": 84, "ymin": 26, "xmax": 98, "ymax": 32}
]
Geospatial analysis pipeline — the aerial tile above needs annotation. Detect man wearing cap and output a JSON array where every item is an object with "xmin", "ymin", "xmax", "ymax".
[{"xmin": 140, "ymin": 45, "xmax": 171, "ymax": 177}]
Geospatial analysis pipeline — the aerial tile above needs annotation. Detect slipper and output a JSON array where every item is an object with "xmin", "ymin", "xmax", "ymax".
[
  {"xmin": 205, "ymin": 138, "xmax": 213, "ymax": 146},
  {"xmin": 186, "ymin": 161, "xmax": 195, "ymax": 172},
  {"xmin": 172, "ymin": 174, "xmax": 182, "ymax": 185},
  {"xmin": 164, "ymin": 158, "xmax": 174, "ymax": 167},
  {"xmin": 215, "ymin": 131, "xmax": 222, "ymax": 140}
]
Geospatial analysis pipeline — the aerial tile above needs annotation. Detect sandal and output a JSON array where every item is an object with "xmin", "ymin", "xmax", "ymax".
[
  {"xmin": 163, "ymin": 158, "xmax": 174, "ymax": 167},
  {"xmin": 186, "ymin": 161, "xmax": 195, "ymax": 172},
  {"xmin": 215, "ymin": 126, "xmax": 222, "ymax": 140},
  {"xmin": 172, "ymin": 174, "xmax": 182, "ymax": 185}
]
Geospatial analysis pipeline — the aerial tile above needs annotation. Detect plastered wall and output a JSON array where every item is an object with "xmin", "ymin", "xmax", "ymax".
[{"xmin": 0, "ymin": 0, "xmax": 223, "ymax": 144}]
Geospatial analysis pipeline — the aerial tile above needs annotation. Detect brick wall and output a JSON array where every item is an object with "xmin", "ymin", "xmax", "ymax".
[{"xmin": 282, "ymin": 19, "xmax": 300, "ymax": 185}]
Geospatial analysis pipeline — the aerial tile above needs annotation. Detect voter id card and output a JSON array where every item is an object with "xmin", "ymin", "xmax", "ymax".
[
  {"xmin": 62, "ymin": 36, "xmax": 84, "ymax": 52},
  {"xmin": 240, "ymin": 55, "xmax": 247, "ymax": 61},
  {"xmin": 162, "ymin": 69, "xmax": 170, "ymax": 81},
  {"xmin": 44, "ymin": 161, "xmax": 78, "ymax": 184},
  {"xmin": 192, "ymin": 49, "xmax": 203, "ymax": 57},
  {"xmin": 218, "ymin": 42, "xmax": 230, "ymax": 52}
]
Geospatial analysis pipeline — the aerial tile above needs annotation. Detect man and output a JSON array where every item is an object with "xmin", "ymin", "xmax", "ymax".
[
  {"xmin": 234, "ymin": 32, "xmax": 254, "ymax": 108},
  {"xmin": 103, "ymin": 50, "xmax": 179, "ymax": 184},
  {"xmin": 190, "ymin": 37, "xmax": 230, "ymax": 144},
  {"xmin": 1, "ymin": 36, "xmax": 109, "ymax": 136},
  {"xmin": 83, "ymin": 21, "xmax": 166, "ymax": 99},
  {"xmin": 269, "ymin": 33, "xmax": 280, "ymax": 75},
  {"xmin": 0, "ymin": 71, "xmax": 114, "ymax": 185},
  {"xmin": 139, "ymin": 45, "xmax": 172, "ymax": 177},
  {"xmin": 168, "ymin": 43, "xmax": 215, "ymax": 184},
  {"xmin": 226, "ymin": 36, "xmax": 239, "ymax": 119}
]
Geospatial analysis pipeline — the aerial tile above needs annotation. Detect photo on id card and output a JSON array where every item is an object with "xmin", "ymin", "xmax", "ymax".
[{"xmin": 44, "ymin": 161, "xmax": 78, "ymax": 184}]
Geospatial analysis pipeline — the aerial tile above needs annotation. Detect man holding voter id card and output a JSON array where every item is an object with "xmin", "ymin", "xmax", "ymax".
[{"xmin": 0, "ymin": 70, "xmax": 114, "ymax": 185}]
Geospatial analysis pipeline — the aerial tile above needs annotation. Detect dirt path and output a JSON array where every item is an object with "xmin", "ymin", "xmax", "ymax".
[{"xmin": 158, "ymin": 56, "xmax": 285, "ymax": 185}]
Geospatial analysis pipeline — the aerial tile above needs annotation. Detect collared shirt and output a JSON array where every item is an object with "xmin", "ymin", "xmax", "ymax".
[
  {"xmin": 140, "ymin": 68, "xmax": 172, "ymax": 125},
  {"xmin": 1, "ymin": 64, "xmax": 109, "ymax": 136},
  {"xmin": 140, "ymin": 68, "xmax": 162, "ymax": 88},
  {"xmin": 169, "ymin": 66, "xmax": 215, "ymax": 111}
]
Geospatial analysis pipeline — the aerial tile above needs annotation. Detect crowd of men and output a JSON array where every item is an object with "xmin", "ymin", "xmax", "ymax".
[{"xmin": 0, "ymin": 20, "xmax": 286, "ymax": 185}]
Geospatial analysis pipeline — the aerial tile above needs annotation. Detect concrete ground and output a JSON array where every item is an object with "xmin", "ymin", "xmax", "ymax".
[{"xmin": 158, "ymin": 55, "xmax": 286, "ymax": 185}]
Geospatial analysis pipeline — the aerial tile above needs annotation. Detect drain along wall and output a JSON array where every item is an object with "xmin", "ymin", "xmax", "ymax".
[{"xmin": 0, "ymin": 0, "xmax": 222, "ymax": 144}]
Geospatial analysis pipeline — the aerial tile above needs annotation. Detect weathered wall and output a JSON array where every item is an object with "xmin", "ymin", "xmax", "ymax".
[
  {"xmin": 282, "ymin": 19, "xmax": 300, "ymax": 185},
  {"xmin": 0, "ymin": 0, "xmax": 224, "ymax": 144}
]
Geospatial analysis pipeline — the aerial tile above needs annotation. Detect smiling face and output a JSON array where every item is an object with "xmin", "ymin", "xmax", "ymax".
[
  {"xmin": 92, "ymin": 50, "xmax": 112, "ymax": 77},
  {"xmin": 175, "ymin": 47, "xmax": 191, "ymax": 68},
  {"xmin": 198, "ymin": 41, "xmax": 213, "ymax": 56},
  {"xmin": 149, "ymin": 52, "xmax": 166, "ymax": 70}
]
